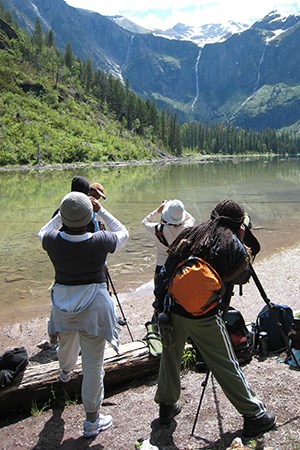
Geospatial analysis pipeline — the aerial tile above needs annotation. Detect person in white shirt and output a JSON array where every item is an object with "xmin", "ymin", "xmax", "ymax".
[
  {"xmin": 142, "ymin": 199, "xmax": 195, "ymax": 314},
  {"xmin": 38, "ymin": 192, "xmax": 128, "ymax": 438}
]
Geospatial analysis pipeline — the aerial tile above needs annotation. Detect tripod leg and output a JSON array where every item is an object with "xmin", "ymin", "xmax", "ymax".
[
  {"xmin": 191, "ymin": 370, "xmax": 210, "ymax": 436},
  {"xmin": 106, "ymin": 268, "xmax": 134, "ymax": 342}
]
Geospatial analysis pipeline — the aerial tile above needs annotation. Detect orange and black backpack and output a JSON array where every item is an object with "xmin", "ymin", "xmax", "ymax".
[{"xmin": 167, "ymin": 256, "xmax": 224, "ymax": 316}]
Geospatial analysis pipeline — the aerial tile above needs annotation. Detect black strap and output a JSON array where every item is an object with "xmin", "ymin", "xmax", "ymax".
[{"xmin": 155, "ymin": 223, "xmax": 169, "ymax": 248}]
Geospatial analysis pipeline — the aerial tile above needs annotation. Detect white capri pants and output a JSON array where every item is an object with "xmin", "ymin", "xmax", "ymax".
[{"xmin": 58, "ymin": 330, "xmax": 106, "ymax": 414}]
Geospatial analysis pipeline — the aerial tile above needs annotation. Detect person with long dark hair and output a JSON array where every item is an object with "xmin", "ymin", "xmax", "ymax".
[{"xmin": 154, "ymin": 199, "xmax": 275, "ymax": 438}]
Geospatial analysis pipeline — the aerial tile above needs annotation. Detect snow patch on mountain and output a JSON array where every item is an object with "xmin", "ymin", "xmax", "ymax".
[
  {"xmin": 108, "ymin": 15, "xmax": 151, "ymax": 34},
  {"xmin": 256, "ymin": 10, "xmax": 300, "ymax": 43},
  {"xmin": 108, "ymin": 15, "xmax": 249, "ymax": 46},
  {"xmin": 153, "ymin": 21, "xmax": 249, "ymax": 46},
  {"xmin": 108, "ymin": 9, "xmax": 300, "ymax": 47}
]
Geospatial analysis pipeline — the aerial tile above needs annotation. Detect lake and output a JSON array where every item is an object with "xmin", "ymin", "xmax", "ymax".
[{"xmin": 1, "ymin": 156, "xmax": 300, "ymax": 325}]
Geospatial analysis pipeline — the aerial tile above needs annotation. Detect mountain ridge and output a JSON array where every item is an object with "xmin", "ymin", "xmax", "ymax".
[
  {"xmin": 0, "ymin": 2, "xmax": 299, "ymax": 168},
  {"xmin": 2, "ymin": 0, "xmax": 300, "ymax": 133},
  {"xmin": 108, "ymin": 15, "xmax": 250, "ymax": 47}
]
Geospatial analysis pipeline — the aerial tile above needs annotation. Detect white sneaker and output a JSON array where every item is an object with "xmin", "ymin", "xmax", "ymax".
[
  {"xmin": 83, "ymin": 414, "xmax": 112, "ymax": 438},
  {"xmin": 59, "ymin": 370, "xmax": 71, "ymax": 383}
]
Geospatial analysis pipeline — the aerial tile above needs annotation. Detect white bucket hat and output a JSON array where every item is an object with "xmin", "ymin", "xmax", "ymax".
[{"xmin": 161, "ymin": 199, "xmax": 186, "ymax": 225}]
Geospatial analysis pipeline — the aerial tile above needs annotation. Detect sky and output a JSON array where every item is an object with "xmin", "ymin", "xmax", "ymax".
[{"xmin": 64, "ymin": 1, "xmax": 300, "ymax": 30}]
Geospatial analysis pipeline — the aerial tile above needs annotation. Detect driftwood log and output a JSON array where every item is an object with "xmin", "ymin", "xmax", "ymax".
[{"xmin": 0, "ymin": 341, "xmax": 159, "ymax": 416}]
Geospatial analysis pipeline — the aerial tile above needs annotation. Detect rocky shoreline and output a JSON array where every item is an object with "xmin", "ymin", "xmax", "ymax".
[{"xmin": 0, "ymin": 153, "xmax": 269, "ymax": 172}]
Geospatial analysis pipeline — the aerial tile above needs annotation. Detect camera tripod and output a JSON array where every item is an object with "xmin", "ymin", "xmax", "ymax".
[
  {"xmin": 93, "ymin": 219, "xmax": 134, "ymax": 341},
  {"xmin": 106, "ymin": 268, "xmax": 134, "ymax": 342},
  {"xmin": 191, "ymin": 265, "xmax": 300, "ymax": 435}
]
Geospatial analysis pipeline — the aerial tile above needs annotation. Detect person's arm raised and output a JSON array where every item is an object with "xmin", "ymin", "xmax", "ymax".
[{"xmin": 96, "ymin": 204, "xmax": 129, "ymax": 248}]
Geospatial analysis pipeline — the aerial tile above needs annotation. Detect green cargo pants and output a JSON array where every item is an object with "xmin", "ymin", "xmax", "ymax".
[{"xmin": 155, "ymin": 311, "xmax": 266, "ymax": 418}]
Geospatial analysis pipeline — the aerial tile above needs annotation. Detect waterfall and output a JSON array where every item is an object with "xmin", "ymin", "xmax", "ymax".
[
  {"xmin": 253, "ymin": 44, "xmax": 267, "ymax": 92},
  {"xmin": 229, "ymin": 95, "xmax": 253, "ymax": 122},
  {"xmin": 125, "ymin": 35, "xmax": 135, "ymax": 66},
  {"xmin": 230, "ymin": 44, "xmax": 268, "ymax": 122},
  {"xmin": 191, "ymin": 48, "xmax": 202, "ymax": 111}
]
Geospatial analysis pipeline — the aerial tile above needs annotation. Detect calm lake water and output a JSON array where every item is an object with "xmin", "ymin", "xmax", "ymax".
[{"xmin": 1, "ymin": 156, "xmax": 300, "ymax": 325}]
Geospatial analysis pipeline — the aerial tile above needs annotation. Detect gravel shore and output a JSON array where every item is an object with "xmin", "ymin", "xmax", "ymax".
[{"xmin": 0, "ymin": 244, "xmax": 300, "ymax": 450}]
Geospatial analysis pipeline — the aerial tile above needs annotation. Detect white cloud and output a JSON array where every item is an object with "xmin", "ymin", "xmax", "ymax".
[{"xmin": 65, "ymin": 0, "xmax": 300, "ymax": 30}]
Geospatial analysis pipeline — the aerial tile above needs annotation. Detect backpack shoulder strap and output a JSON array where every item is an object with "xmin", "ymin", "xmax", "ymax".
[
  {"xmin": 155, "ymin": 223, "xmax": 169, "ymax": 248},
  {"xmin": 175, "ymin": 256, "xmax": 222, "ymax": 282}
]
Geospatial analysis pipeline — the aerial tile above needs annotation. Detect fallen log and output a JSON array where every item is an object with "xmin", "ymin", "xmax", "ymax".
[{"xmin": 0, "ymin": 340, "xmax": 159, "ymax": 416}]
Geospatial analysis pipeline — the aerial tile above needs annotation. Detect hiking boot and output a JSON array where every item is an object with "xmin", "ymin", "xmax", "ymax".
[
  {"xmin": 243, "ymin": 410, "xmax": 276, "ymax": 437},
  {"xmin": 83, "ymin": 414, "xmax": 112, "ymax": 438},
  {"xmin": 159, "ymin": 401, "xmax": 181, "ymax": 425},
  {"xmin": 59, "ymin": 370, "xmax": 71, "ymax": 383}
]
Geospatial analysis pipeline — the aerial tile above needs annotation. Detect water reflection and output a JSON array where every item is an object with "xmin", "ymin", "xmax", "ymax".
[{"xmin": 1, "ymin": 156, "xmax": 300, "ymax": 324}]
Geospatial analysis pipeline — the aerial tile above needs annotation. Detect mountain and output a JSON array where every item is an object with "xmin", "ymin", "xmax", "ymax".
[
  {"xmin": 2, "ymin": 0, "xmax": 300, "ymax": 133},
  {"xmin": 107, "ymin": 15, "xmax": 151, "ymax": 35},
  {"xmin": 153, "ymin": 21, "xmax": 249, "ymax": 46},
  {"xmin": 108, "ymin": 16, "xmax": 249, "ymax": 47}
]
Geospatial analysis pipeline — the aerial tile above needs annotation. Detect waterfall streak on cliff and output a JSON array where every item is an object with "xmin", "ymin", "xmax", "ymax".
[
  {"xmin": 253, "ymin": 45, "xmax": 267, "ymax": 92},
  {"xmin": 230, "ymin": 44, "xmax": 268, "ymax": 122},
  {"xmin": 125, "ymin": 35, "xmax": 135, "ymax": 65},
  {"xmin": 192, "ymin": 49, "xmax": 202, "ymax": 110}
]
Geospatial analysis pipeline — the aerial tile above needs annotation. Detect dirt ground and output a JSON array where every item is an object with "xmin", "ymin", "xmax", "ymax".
[{"xmin": 0, "ymin": 246, "xmax": 300, "ymax": 450}]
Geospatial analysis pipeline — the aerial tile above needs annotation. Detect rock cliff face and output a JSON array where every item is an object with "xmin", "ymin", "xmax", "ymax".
[
  {"xmin": 193, "ymin": 13, "xmax": 300, "ymax": 129},
  {"xmin": 3, "ymin": 0, "xmax": 300, "ymax": 131}
]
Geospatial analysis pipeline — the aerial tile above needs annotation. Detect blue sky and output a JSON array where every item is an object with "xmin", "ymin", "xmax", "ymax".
[{"xmin": 65, "ymin": 1, "xmax": 300, "ymax": 29}]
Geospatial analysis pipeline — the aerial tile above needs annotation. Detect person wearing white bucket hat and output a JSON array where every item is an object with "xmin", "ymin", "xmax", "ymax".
[
  {"xmin": 142, "ymin": 199, "xmax": 195, "ymax": 315},
  {"xmin": 161, "ymin": 199, "xmax": 186, "ymax": 225}
]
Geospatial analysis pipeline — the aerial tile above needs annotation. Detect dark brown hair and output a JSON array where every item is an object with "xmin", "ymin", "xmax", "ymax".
[{"xmin": 169, "ymin": 199, "xmax": 245, "ymax": 263}]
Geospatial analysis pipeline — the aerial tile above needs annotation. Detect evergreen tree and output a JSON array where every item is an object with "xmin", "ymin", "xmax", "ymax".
[
  {"xmin": 45, "ymin": 29, "xmax": 55, "ymax": 48},
  {"xmin": 85, "ymin": 56, "xmax": 93, "ymax": 91},
  {"xmin": 33, "ymin": 18, "xmax": 43, "ymax": 54},
  {"xmin": 64, "ymin": 42, "xmax": 74, "ymax": 71}
]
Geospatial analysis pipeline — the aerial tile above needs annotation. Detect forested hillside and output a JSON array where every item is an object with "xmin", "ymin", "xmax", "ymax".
[
  {"xmin": 3, "ymin": 0, "xmax": 300, "ymax": 132},
  {"xmin": 0, "ymin": 2, "xmax": 299, "ymax": 167}
]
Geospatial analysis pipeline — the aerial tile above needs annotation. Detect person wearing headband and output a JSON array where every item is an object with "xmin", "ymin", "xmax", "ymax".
[{"xmin": 153, "ymin": 199, "xmax": 275, "ymax": 438}]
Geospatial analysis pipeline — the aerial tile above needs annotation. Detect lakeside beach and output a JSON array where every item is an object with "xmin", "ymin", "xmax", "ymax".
[{"xmin": 1, "ymin": 243, "xmax": 300, "ymax": 450}]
